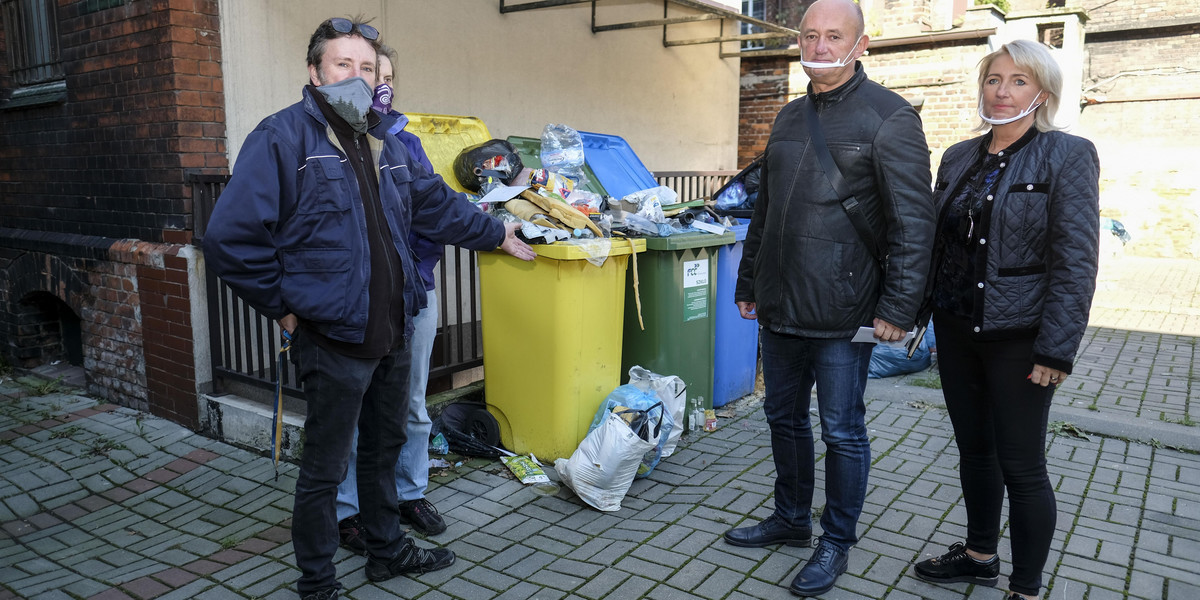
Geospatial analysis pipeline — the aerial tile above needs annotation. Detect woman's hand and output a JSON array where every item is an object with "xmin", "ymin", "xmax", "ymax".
[{"xmin": 1029, "ymin": 364, "xmax": 1066, "ymax": 387}]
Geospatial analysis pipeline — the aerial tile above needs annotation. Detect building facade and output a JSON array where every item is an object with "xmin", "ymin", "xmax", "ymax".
[
  {"xmin": 738, "ymin": 0, "xmax": 1200, "ymax": 258},
  {"xmin": 0, "ymin": 0, "xmax": 762, "ymax": 430}
]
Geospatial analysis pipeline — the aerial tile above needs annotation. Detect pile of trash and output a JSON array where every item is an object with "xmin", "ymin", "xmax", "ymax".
[
  {"xmin": 455, "ymin": 124, "xmax": 740, "ymax": 248},
  {"xmin": 428, "ymin": 367, "xmax": 709, "ymax": 512}
]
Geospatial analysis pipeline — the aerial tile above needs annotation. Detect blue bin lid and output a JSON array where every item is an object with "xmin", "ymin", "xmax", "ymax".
[
  {"xmin": 578, "ymin": 131, "xmax": 657, "ymax": 200},
  {"xmin": 729, "ymin": 223, "xmax": 750, "ymax": 243}
]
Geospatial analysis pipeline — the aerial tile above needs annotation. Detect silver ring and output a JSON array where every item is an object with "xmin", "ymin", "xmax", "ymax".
[{"xmin": 1050, "ymin": 376, "xmax": 1059, "ymax": 382}]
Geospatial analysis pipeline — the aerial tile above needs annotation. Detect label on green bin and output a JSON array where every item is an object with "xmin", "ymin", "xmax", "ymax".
[{"xmin": 683, "ymin": 259, "xmax": 709, "ymax": 322}]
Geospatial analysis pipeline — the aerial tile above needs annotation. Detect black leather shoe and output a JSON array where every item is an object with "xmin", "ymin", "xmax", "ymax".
[
  {"xmin": 724, "ymin": 514, "xmax": 812, "ymax": 548},
  {"xmin": 914, "ymin": 541, "xmax": 999, "ymax": 586},
  {"xmin": 399, "ymin": 498, "xmax": 447, "ymax": 536},
  {"xmin": 790, "ymin": 538, "xmax": 848, "ymax": 597},
  {"xmin": 365, "ymin": 538, "xmax": 456, "ymax": 582}
]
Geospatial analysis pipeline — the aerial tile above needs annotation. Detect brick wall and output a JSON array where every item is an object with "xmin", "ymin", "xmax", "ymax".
[
  {"xmin": 1080, "ymin": 5, "xmax": 1200, "ymax": 258},
  {"xmin": 1084, "ymin": 0, "xmax": 1195, "ymax": 31},
  {"xmin": 880, "ymin": 0, "xmax": 932, "ymax": 36},
  {"xmin": 0, "ymin": 0, "xmax": 225, "ymax": 425},
  {"xmin": 0, "ymin": 0, "xmax": 226, "ymax": 243},
  {"xmin": 738, "ymin": 56, "xmax": 791, "ymax": 167},
  {"xmin": 866, "ymin": 40, "xmax": 987, "ymax": 165},
  {"xmin": 737, "ymin": 0, "xmax": 1200, "ymax": 257}
]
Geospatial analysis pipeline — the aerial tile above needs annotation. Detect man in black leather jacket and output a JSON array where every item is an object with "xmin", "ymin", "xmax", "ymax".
[{"xmin": 724, "ymin": 0, "xmax": 935, "ymax": 596}]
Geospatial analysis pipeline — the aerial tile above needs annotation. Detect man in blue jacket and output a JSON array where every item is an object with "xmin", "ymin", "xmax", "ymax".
[{"xmin": 202, "ymin": 18, "xmax": 534, "ymax": 600}]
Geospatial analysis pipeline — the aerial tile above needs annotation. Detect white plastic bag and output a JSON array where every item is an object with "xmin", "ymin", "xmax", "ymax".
[
  {"xmin": 555, "ymin": 410, "xmax": 656, "ymax": 512},
  {"xmin": 588, "ymin": 386, "xmax": 673, "ymax": 478},
  {"xmin": 627, "ymin": 366, "xmax": 686, "ymax": 457}
]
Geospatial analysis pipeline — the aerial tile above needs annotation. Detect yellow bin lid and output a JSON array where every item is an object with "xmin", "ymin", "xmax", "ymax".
[
  {"xmin": 532, "ymin": 238, "xmax": 646, "ymax": 260},
  {"xmin": 404, "ymin": 113, "xmax": 491, "ymax": 194}
]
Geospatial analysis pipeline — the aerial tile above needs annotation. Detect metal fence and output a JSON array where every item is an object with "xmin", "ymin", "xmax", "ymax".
[
  {"xmin": 192, "ymin": 170, "xmax": 735, "ymax": 400},
  {"xmin": 654, "ymin": 170, "xmax": 736, "ymax": 203}
]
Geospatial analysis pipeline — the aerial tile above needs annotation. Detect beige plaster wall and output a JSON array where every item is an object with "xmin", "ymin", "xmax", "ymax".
[{"xmin": 219, "ymin": 0, "xmax": 744, "ymax": 173}]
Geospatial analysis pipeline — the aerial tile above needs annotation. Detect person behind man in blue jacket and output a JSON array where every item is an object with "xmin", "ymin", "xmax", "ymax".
[
  {"xmin": 335, "ymin": 43, "xmax": 452, "ymax": 554},
  {"xmin": 202, "ymin": 18, "xmax": 535, "ymax": 600}
]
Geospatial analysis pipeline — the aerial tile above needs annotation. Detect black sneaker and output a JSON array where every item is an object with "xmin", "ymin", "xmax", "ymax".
[
  {"xmin": 914, "ymin": 541, "xmax": 999, "ymax": 586},
  {"xmin": 337, "ymin": 514, "xmax": 367, "ymax": 556},
  {"xmin": 398, "ymin": 498, "xmax": 447, "ymax": 536},
  {"xmin": 301, "ymin": 588, "xmax": 338, "ymax": 600},
  {"xmin": 364, "ymin": 538, "xmax": 456, "ymax": 582}
]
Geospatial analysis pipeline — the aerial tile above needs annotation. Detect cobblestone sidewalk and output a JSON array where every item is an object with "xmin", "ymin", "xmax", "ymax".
[{"xmin": 2, "ymin": 370, "xmax": 1198, "ymax": 600}]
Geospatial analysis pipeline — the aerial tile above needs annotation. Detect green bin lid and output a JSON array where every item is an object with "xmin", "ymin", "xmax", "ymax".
[{"xmin": 642, "ymin": 231, "xmax": 735, "ymax": 250}]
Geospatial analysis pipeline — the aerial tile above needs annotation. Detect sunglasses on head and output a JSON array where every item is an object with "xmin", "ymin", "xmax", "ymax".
[{"xmin": 330, "ymin": 18, "xmax": 379, "ymax": 41}]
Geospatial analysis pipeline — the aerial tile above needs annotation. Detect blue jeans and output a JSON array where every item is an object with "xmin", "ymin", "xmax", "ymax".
[
  {"xmin": 336, "ymin": 290, "xmax": 438, "ymax": 520},
  {"xmin": 290, "ymin": 329, "xmax": 411, "ymax": 596},
  {"xmin": 760, "ymin": 329, "xmax": 872, "ymax": 551}
]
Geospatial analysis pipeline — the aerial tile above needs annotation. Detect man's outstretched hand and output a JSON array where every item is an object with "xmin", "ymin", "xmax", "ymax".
[{"xmin": 500, "ymin": 221, "xmax": 537, "ymax": 261}]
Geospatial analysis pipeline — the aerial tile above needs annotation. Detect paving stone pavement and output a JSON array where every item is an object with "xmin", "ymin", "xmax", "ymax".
[
  {"xmin": 1, "ymin": 358, "xmax": 1198, "ymax": 600},
  {"xmin": 1, "ymin": 255, "xmax": 1197, "ymax": 600}
]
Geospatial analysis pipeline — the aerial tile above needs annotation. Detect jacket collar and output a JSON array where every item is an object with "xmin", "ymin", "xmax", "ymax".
[
  {"xmin": 806, "ymin": 62, "xmax": 867, "ymax": 108},
  {"xmin": 384, "ymin": 109, "xmax": 409, "ymax": 137},
  {"xmin": 980, "ymin": 125, "xmax": 1040, "ymax": 158}
]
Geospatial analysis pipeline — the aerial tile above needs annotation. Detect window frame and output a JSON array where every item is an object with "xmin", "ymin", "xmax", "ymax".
[
  {"xmin": 741, "ymin": 0, "xmax": 766, "ymax": 51},
  {"xmin": 1, "ymin": 0, "xmax": 66, "ymax": 109}
]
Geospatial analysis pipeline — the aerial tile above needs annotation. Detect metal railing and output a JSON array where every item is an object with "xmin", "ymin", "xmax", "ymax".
[
  {"xmin": 654, "ymin": 170, "xmax": 737, "ymax": 202},
  {"xmin": 192, "ymin": 170, "xmax": 733, "ymax": 400}
]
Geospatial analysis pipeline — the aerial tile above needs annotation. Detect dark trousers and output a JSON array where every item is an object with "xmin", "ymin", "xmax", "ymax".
[
  {"xmin": 935, "ymin": 310, "xmax": 1056, "ymax": 597},
  {"xmin": 290, "ymin": 330, "xmax": 412, "ymax": 595},
  {"xmin": 760, "ymin": 329, "xmax": 873, "ymax": 550}
]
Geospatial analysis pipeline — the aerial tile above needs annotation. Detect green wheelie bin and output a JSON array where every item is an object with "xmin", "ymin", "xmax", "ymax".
[{"xmin": 621, "ymin": 230, "xmax": 735, "ymax": 430}]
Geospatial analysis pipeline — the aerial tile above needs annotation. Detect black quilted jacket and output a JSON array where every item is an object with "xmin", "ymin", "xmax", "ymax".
[
  {"xmin": 931, "ymin": 130, "xmax": 1100, "ymax": 373},
  {"xmin": 736, "ymin": 64, "xmax": 935, "ymax": 337}
]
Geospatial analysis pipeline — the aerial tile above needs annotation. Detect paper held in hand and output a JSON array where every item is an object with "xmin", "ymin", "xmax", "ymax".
[{"xmin": 851, "ymin": 326, "xmax": 916, "ymax": 348}]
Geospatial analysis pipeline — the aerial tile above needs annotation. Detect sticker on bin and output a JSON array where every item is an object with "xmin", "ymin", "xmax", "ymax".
[
  {"xmin": 683, "ymin": 260, "xmax": 709, "ymax": 322},
  {"xmin": 683, "ymin": 260, "xmax": 708, "ymax": 287}
]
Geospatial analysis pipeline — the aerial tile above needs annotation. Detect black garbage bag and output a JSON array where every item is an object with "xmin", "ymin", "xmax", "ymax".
[
  {"xmin": 712, "ymin": 153, "xmax": 764, "ymax": 219},
  {"xmin": 430, "ymin": 402, "xmax": 503, "ymax": 458},
  {"xmin": 453, "ymin": 139, "xmax": 524, "ymax": 192}
]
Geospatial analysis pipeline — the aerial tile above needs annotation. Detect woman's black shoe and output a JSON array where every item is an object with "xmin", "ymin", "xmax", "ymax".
[{"xmin": 914, "ymin": 541, "xmax": 999, "ymax": 586}]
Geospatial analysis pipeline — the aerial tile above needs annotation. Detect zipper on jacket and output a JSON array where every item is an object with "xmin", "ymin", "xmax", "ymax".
[{"xmin": 355, "ymin": 134, "xmax": 400, "ymax": 347}]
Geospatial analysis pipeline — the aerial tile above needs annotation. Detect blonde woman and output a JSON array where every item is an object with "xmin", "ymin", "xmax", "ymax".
[{"xmin": 912, "ymin": 40, "xmax": 1100, "ymax": 600}]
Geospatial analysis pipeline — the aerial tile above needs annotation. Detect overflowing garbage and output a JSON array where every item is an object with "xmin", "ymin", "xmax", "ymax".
[
  {"xmin": 429, "ymin": 367, "xmax": 711, "ymax": 512},
  {"xmin": 554, "ymin": 366, "xmax": 691, "ymax": 511},
  {"xmin": 458, "ymin": 123, "xmax": 741, "ymax": 249},
  {"xmin": 417, "ymin": 119, "xmax": 745, "ymax": 512}
]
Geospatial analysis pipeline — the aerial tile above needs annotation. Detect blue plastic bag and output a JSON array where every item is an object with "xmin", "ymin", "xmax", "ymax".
[
  {"xmin": 589, "ymin": 384, "xmax": 675, "ymax": 478},
  {"xmin": 868, "ymin": 322, "xmax": 937, "ymax": 379},
  {"xmin": 715, "ymin": 181, "xmax": 747, "ymax": 210}
]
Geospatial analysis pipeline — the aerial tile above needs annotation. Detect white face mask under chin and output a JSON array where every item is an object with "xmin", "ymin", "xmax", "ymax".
[
  {"xmin": 978, "ymin": 92, "xmax": 1043, "ymax": 126},
  {"xmin": 799, "ymin": 35, "xmax": 863, "ymax": 70}
]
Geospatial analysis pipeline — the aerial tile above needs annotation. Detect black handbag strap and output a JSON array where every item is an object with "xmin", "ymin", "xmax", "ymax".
[{"xmin": 804, "ymin": 96, "xmax": 888, "ymax": 265}]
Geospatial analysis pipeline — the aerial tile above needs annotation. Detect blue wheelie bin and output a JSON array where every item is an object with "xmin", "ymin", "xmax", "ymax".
[{"xmin": 712, "ymin": 223, "xmax": 759, "ymax": 407}]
